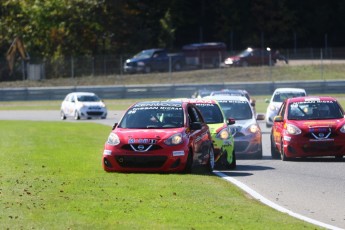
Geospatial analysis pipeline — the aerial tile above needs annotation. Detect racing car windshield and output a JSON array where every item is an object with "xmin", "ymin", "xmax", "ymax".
[
  {"xmin": 77, "ymin": 95, "xmax": 101, "ymax": 102},
  {"xmin": 288, "ymin": 101, "xmax": 343, "ymax": 120},
  {"xmin": 218, "ymin": 101, "xmax": 252, "ymax": 120},
  {"xmin": 195, "ymin": 104, "xmax": 224, "ymax": 124},
  {"xmin": 119, "ymin": 106, "xmax": 184, "ymax": 129},
  {"xmin": 273, "ymin": 92, "xmax": 306, "ymax": 102}
]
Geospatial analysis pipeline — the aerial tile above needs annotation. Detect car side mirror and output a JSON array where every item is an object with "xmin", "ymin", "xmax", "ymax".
[
  {"xmin": 273, "ymin": 116, "xmax": 283, "ymax": 122},
  {"xmin": 112, "ymin": 123, "xmax": 118, "ymax": 130},
  {"xmin": 256, "ymin": 113, "xmax": 265, "ymax": 120},
  {"xmin": 190, "ymin": 122, "xmax": 202, "ymax": 130},
  {"xmin": 227, "ymin": 117, "xmax": 236, "ymax": 125},
  {"xmin": 265, "ymin": 98, "xmax": 270, "ymax": 103},
  {"xmin": 251, "ymin": 99, "xmax": 256, "ymax": 107}
]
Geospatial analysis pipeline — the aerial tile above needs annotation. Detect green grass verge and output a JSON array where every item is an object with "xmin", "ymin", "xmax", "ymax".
[{"xmin": 0, "ymin": 121, "xmax": 320, "ymax": 229}]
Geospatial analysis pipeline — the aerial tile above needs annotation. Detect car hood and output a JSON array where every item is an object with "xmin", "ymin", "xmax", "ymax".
[
  {"xmin": 226, "ymin": 55, "xmax": 241, "ymax": 61},
  {"xmin": 78, "ymin": 101, "xmax": 105, "ymax": 107},
  {"xmin": 291, "ymin": 119, "xmax": 345, "ymax": 130},
  {"xmin": 126, "ymin": 57, "xmax": 149, "ymax": 63},
  {"xmin": 230, "ymin": 118, "xmax": 256, "ymax": 129},
  {"xmin": 115, "ymin": 128, "xmax": 185, "ymax": 143},
  {"xmin": 267, "ymin": 102, "xmax": 283, "ymax": 112},
  {"xmin": 207, "ymin": 123, "xmax": 228, "ymax": 135}
]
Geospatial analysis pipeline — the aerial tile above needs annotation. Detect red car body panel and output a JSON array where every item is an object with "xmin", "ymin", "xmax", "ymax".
[
  {"xmin": 272, "ymin": 96, "xmax": 345, "ymax": 159},
  {"xmin": 102, "ymin": 101, "xmax": 213, "ymax": 172}
]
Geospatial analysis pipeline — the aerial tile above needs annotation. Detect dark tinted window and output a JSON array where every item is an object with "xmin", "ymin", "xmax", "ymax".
[
  {"xmin": 218, "ymin": 100, "xmax": 252, "ymax": 120},
  {"xmin": 288, "ymin": 100, "xmax": 343, "ymax": 120},
  {"xmin": 119, "ymin": 104, "xmax": 184, "ymax": 128},
  {"xmin": 195, "ymin": 103, "xmax": 224, "ymax": 124}
]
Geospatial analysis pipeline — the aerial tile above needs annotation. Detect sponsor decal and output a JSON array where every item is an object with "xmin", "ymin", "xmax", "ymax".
[
  {"xmin": 172, "ymin": 151, "xmax": 185, "ymax": 156},
  {"xmin": 128, "ymin": 138, "xmax": 157, "ymax": 144}
]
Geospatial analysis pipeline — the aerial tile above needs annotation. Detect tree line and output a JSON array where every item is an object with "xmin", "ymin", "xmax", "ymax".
[{"xmin": 1, "ymin": 0, "xmax": 345, "ymax": 61}]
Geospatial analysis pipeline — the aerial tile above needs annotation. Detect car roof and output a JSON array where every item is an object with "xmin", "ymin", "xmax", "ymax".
[
  {"xmin": 170, "ymin": 98, "xmax": 218, "ymax": 104},
  {"xmin": 287, "ymin": 96, "xmax": 337, "ymax": 103},
  {"xmin": 211, "ymin": 89, "xmax": 244, "ymax": 95},
  {"xmin": 273, "ymin": 88, "xmax": 306, "ymax": 93},
  {"xmin": 133, "ymin": 100, "xmax": 184, "ymax": 108},
  {"xmin": 207, "ymin": 95, "xmax": 249, "ymax": 102},
  {"xmin": 71, "ymin": 92, "xmax": 96, "ymax": 96}
]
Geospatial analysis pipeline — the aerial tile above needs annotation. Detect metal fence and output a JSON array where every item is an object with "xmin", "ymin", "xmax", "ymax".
[
  {"xmin": 1, "ymin": 46, "xmax": 345, "ymax": 81},
  {"xmin": 1, "ymin": 80, "xmax": 345, "ymax": 101}
]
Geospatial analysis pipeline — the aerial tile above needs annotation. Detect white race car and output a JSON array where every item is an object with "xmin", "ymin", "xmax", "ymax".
[
  {"xmin": 60, "ymin": 92, "xmax": 107, "ymax": 120},
  {"xmin": 265, "ymin": 88, "xmax": 307, "ymax": 127}
]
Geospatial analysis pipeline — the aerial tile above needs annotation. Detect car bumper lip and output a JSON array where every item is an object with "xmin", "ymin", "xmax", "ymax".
[
  {"xmin": 233, "ymin": 135, "xmax": 262, "ymax": 155},
  {"xmin": 284, "ymin": 138, "xmax": 345, "ymax": 157},
  {"xmin": 124, "ymin": 66, "xmax": 144, "ymax": 73},
  {"xmin": 102, "ymin": 149, "xmax": 189, "ymax": 172}
]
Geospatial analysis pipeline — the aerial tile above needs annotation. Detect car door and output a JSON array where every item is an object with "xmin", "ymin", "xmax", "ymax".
[
  {"xmin": 187, "ymin": 105, "xmax": 211, "ymax": 165},
  {"xmin": 67, "ymin": 94, "xmax": 76, "ymax": 116},
  {"xmin": 151, "ymin": 50, "xmax": 169, "ymax": 71},
  {"xmin": 272, "ymin": 101, "xmax": 287, "ymax": 152}
]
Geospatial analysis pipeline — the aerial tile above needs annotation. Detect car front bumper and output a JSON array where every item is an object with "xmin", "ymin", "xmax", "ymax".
[
  {"xmin": 233, "ymin": 132, "xmax": 262, "ymax": 157},
  {"xmin": 283, "ymin": 136, "xmax": 345, "ymax": 158},
  {"xmin": 102, "ymin": 144, "xmax": 190, "ymax": 172}
]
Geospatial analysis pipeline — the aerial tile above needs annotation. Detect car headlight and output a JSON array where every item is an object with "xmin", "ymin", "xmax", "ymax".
[
  {"xmin": 248, "ymin": 124, "xmax": 260, "ymax": 133},
  {"xmin": 76, "ymin": 102, "xmax": 85, "ymax": 109},
  {"xmin": 286, "ymin": 124, "xmax": 301, "ymax": 135},
  {"xmin": 165, "ymin": 133, "xmax": 183, "ymax": 145},
  {"xmin": 269, "ymin": 104, "xmax": 277, "ymax": 111},
  {"xmin": 217, "ymin": 128, "xmax": 230, "ymax": 140},
  {"xmin": 340, "ymin": 124, "xmax": 345, "ymax": 133},
  {"xmin": 107, "ymin": 133, "xmax": 120, "ymax": 146},
  {"xmin": 224, "ymin": 59, "xmax": 233, "ymax": 65},
  {"xmin": 137, "ymin": 61, "xmax": 145, "ymax": 66}
]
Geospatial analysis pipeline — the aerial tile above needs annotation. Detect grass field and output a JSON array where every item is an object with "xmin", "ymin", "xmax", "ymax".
[
  {"xmin": 1, "ymin": 63, "xmax": 344, "ymax": 229},
  {"xmin": 0, "ymin": 121, "xmax": 321, "ymax": 229}
]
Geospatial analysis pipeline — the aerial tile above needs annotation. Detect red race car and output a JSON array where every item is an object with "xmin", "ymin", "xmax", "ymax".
[
  {"xmin": 271, "ymin": 96, "xmax": 345, "ymax": 160},
  {"xmin": 102, "ymin": 101, "xmax": 215, "ymax": 173}
]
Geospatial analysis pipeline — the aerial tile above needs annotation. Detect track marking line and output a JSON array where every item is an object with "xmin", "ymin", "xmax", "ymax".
[{"xmin": 213, "ymin": 170, "xmax": 343, "ymax": 230}]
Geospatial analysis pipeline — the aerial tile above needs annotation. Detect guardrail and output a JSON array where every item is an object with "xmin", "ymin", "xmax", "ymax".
[{"xmin": 0, "ymin": 80, "xmax": 343, "ymax": 101}]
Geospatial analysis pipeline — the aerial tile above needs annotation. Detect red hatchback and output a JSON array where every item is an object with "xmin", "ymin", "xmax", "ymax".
[
  {"xmin": 102, "ymin": 101, "xmax": 215, "ymax": 173},
  {"xmin": 271, "ymin": 96, "xmax": 345, "ymax": 160}
]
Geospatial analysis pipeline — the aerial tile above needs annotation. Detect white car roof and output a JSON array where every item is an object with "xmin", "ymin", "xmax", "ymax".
[
  {"xmin": 71, "ymin": 92, "xmax": 96, "ymax": 96},
  {"xmin": 273, "ymin": 88, "xmax": 306, "ymax": 93},
  {"xmin": 206, "ymin": 95, "xmax": 249, "ymax": 103}
]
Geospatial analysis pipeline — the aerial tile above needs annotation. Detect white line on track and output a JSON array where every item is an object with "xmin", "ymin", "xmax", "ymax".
[{"xmin": 213, "ymin": 170, "xmax": 343, "ymax": 230}]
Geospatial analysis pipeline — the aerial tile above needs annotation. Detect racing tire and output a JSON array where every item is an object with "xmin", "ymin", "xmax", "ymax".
[
  {"xmin": 60, "ymin": 110, "xmax": 66, "ymax": 120},
  {"xmin": 144, "ymin": 65, "xmax": 151, "ymax": 74},
  {"xmin": 270, "ymin": 134, "xmax": 280, "ymax": 159},
  {"xmin": 183, "ymin": 150, "xmax": 193, "ymax": 174},
  {"xmin": 207, "ymin": 146, "xmax": 215, "ymax": 173},
  {"xmin": 242, "ymin": 61, "xmax": 249, "ymax": 67},
  {"xmin": 253, "ymin": 149, "xmax": 263, "ymax": 159},
  {"xmin": 74, "ymin": 110, "xmax": 80, "ymax": 120},
  {"xmin": 335, "ymin": 155, "xmax": 343, "ymax": 161},
  {"xmin": 228, "ymin": 149, "xmax": 236, "ymax": 170},
  {"xmin": 280, "ymin": 138, "xmax": 291, "ymax": 161}
]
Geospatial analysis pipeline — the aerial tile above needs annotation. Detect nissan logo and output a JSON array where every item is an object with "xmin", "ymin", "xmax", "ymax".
[{"xmin": 138, "ymin": 145, "xmax": 145, "ymax": 151}]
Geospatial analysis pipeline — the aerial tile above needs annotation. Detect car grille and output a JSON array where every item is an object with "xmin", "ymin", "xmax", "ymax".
[
  {"xmin": 122, "ymin": 144, "xmax": 162, "ymax": 152},
  {"xmin": 305, "ymin": 127, "xmax": 335, "ymax": 140},
  {"xmin": 125, "ymin": 62, "xmax": 137, "ymax": 67},
  {"xmin": 233, "ymin": 132, "xmax": 245, "ymax": 138},
  {"xmin": 115, "ymin": 155, "xmax": 167, "ymax": 168},
  {"xmin": 86, "ymin": 111, "xmax": 104, "ymax": 116},
  {"xmin": 234, "ymin": 141, "xmax": 249, "ymax": 152}
]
